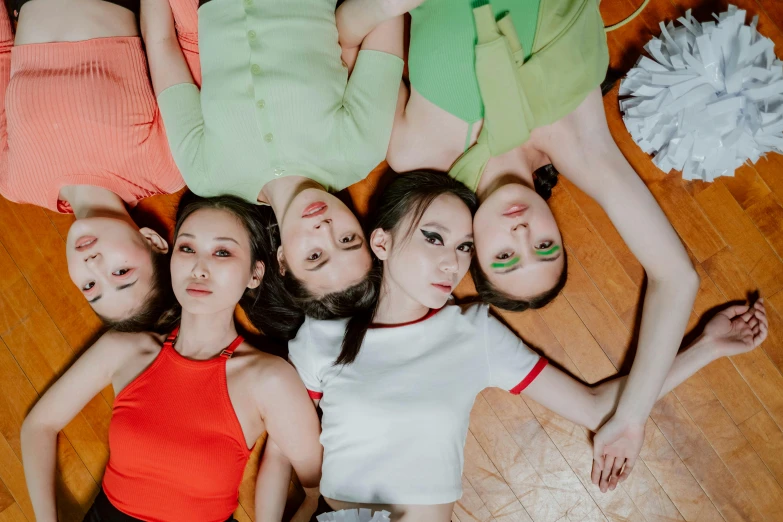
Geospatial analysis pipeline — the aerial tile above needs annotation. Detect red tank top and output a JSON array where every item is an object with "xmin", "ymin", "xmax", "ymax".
[{"xmin": 102, "ymin": 329, "xmax": 252, "ymax": 522}]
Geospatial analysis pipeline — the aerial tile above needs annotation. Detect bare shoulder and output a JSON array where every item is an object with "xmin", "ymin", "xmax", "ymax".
[
  {"xmin": 231, "ymin": 341, "xmax": 294, "ymax": 378},
  {"xmin": 232, "ymin": 342, "xmax": 304, "ymax": 398},
  {"xmin": 94, "ymin": 330, "xmax": 165, "ymax": 359}
]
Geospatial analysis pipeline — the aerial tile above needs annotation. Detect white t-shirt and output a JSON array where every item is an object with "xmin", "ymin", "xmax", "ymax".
[{"xmin": 288, "ymin": 303, "xmax": 548, "ymax": 505}]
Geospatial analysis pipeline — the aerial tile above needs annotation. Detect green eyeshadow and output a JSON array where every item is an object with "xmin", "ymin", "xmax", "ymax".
[
  {"xmin": 491, "ymin": 256, "xmax": 520, "ymax": 269},
  {"xmin": 536, "ymin": 245, "xmax": 560, "ymax": 257}
]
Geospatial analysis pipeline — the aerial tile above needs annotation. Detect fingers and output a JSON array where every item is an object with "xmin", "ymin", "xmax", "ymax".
[
  {"xmin": 753, "ymin": 300, "xmax": 769, "ymax": 347},
  {"xmin": 721, "ymin": 304, "xmax": 750, "ymax": 320},
  {"xmin": 755, "ymin": 300, "xmax": 768, "ymax": 326},
  {"xmin": 600, "ymin": 456, "xmax": 615, "ymax": 493},
  {"xmin": 608, "ymin": 457, "xmax": 625, "ymax": 491},
  {"xmin": 591, "ymin": 458, "xmax": 602, "ymax": 486},
  {"xmin": 750, "ymin": 316, "xmax": 760, "ymax": 336},
  {"xmin": 592, "ymin": 440, "xmax": 605, "ymax": 472},
  {"xmin": 619, "ymin": 458, "xmax": 636, "ymax": 482},
  {"xmin": 755, "ymin": 315, "xmax": 769, "ymax": 347},
  {"xmin": 592, "ymin": 440, "xmax": 605, "ymax": 486}
]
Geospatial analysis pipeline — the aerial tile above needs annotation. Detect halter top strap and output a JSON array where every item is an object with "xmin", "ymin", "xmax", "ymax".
[
  {"xmin": 219, "ymin": 335, "xmax": 244, "ymax": 359},
  {"xmin": 164, "ymin": 327, "xmax": 244, "ymax": 359},
  {"xmin": 165, "ymin": 327, "xmax": 180, "ymax": 345}
]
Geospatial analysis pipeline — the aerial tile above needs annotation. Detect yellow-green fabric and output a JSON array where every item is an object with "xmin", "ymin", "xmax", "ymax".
[
  {"xmin": 408, "ymin": 0, "xmax": 541, "ymax": 124},
  {"xmin": 157, "ymin": 0, "xmax": 404, "ymax": 203},
  {"xmin": 446, "ymin": 0, "xmax": 609, "ymax": 192}
]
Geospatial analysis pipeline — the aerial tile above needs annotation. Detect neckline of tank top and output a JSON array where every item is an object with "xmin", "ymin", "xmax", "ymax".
[{"xmin": 163, "ymin": 327, "xmax": 244, "ymax": 365}]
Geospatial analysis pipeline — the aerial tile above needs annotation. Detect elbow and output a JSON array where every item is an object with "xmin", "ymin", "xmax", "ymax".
[
  {"xmin": 675, "ymin": 263, "xmax": 700, "ymax": 296},
  {"xmin": 296, "ymin": 462, "xmax": 321, "ymax": 489},
  {"xmin": 298, "ymin": 450, "xmax": 323, "ymax": 489},
  {"xmin": 21, "ymin": 409, "xmax": 57, "ymax": 443},
  {"xmin": 179, "ymin": 169, "xmax": 209, "ymax": 198},
  {"xmin": 295, "ymin": 446, "xmax": 323, "ymax": 489},
  {"xmin": 650, "ymin": 258, "xmax": 699, "ymax": 294},
  {"xmin": 386, "ymin": 141, "xmax": 414, "ymax": 174},
  {"xmin": 385, "ymin": 126, "xmax": 419, "ymax": 174},
  {"xmin": 298, "ymin": 471, "xmax": 321, "ymax": 490}
]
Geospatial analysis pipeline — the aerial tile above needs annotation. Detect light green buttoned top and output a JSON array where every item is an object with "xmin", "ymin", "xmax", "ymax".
[{"xmin": 158, "ymin": 0, "xmax": 404, "ymax": 203}]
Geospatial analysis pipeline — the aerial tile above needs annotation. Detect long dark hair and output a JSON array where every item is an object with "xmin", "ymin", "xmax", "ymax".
[
  {"xmin": 163, "ymin": 193, "xmax": 303, "ymax": 341},
  {"xmin": 281, "ymin": 271, "xmax": 378, "ymax": 322},
  {"xmin": 99, "ymin": 249, "xmax": 176, "ymax": 333},
  {"xmin": 336, "ymin": 171, "xmax": 478, "ymax": 366},
  {"xmin": 470, "ymin": 163, "xmax": 567, "ymax": 311}
]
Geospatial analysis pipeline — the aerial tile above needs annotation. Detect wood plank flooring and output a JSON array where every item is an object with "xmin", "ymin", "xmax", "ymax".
[{"xmin": 2, "ymin": 0, "xmax": 783, "ymax": 520}]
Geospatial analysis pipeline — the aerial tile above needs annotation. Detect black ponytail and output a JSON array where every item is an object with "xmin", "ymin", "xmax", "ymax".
[
  {"xmin": 333, "ymin": 264, "xmax": 383, "ymax": 366},
  {"xmin": 334, "ymin": 171, "xmax": 478, "ymax": 366},
  {"xmin": 533, "ymin": 164, "xmax": 559, "ymax": 201}
]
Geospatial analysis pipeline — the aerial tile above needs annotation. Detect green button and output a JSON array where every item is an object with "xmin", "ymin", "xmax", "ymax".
[
  {"xmin": 264, "ymin": 133, "xmax": 274, "ymax": 143},
  {"xmin": 248, "ymin": 30, "xmax": 257, "ymax": 40},
  {"xmin": 244, "ymin": 0, "xmax": 252, "ymax": 5},
  {"xmin": 257, "ymin": 100, "xmax": 265, "ymax": 109},
  {"xmin": 251, "ymin": 64, "xmax": 261, "ymax": 75}
]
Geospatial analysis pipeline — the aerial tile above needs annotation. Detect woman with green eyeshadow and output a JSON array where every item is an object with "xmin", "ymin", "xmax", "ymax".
[
  {"xmin": 257, "ymin": 172, "xmax": 768, "ymax": 522},
  {"xmin": 346, "ymin": 0, "xmax": 701, "ymax": 501}
]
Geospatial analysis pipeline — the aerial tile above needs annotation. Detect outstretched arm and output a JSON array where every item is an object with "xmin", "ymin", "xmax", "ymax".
[
  {"xmin": 540, "ymin": 87, "xmax": 700, "ymax": 480},
  {"xmin": 22, "ymin": 332, "xmax": 135, "ymax": 522},
  {"xmin": 522, "ymin": 301, "xmax": 768, "ymax": 492}
]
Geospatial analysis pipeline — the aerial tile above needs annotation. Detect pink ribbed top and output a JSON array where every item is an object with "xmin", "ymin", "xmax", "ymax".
[{"xmin": 0, "ymin": 4, "xmax": 200, "ymax": 213}]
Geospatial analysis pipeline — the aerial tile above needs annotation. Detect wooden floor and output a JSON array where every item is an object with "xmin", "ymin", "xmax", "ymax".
[{"xmin": 2, "ymin": 0, "xmax": 783, "ymax": 520}]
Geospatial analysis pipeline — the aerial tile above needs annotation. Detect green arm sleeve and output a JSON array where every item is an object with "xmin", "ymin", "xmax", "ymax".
[
  {"xmin": 340, "ymin": 50, "xmax": 404, "ymax": 180},
  {"xmin": 157, "ymin": 83, "xmax": 209, "ymax": 195}
]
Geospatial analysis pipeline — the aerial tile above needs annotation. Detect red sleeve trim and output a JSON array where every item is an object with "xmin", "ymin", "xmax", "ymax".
[
  {"xmin": 307, "ymin": 390, "xmax": 323, "ymax": 400},
  {"xmin": 509, "ymin": 358, "xmax": 548, "ymax": 395}
]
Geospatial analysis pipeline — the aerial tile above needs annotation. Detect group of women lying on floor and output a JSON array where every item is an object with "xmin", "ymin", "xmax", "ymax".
[{"xmin": 2, "ymin": 0, "xmax": 770, "ymax": 521}]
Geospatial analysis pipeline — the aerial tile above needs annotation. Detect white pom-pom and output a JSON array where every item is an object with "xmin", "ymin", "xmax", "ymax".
[
  {"xmin": 619, "ymin": 5, "xmax": 783, "ymax": 181},
  {"xmin": 316, "ymin": 508, "xmax": 391, "ymax": 522}
]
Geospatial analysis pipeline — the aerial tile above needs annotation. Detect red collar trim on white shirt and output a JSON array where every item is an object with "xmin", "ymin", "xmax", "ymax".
[{"xmin": 369, "ymin": 307, "xmax": 444, "ymax": 329}]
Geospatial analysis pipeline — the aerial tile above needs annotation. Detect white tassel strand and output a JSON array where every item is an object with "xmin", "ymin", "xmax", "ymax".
[
  {"xmin": 316, "ymin": 508, "xmax": 392, "ymax": 522},
  {"xmin": 619, "ymin": 5, "xmax": 783, "ymax": 181}
]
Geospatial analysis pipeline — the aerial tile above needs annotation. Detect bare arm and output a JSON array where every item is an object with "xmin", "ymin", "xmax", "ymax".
[
  {"xmin": 523, "ymin": 301, "xmax": 768, "ymax": 491},
  {"xmin": 257, "ymin": 362, "xmax": 322, "ymax": 489},
  {"xmin": 140, "ymin": 0, "xmax": 195, "ymax": 95},
  {"xmin": 21, "ymin": 332, "xmax": 134, "ymax": 522},
  {"xmin": 335, "ymin": 0, "xmax": 423, "ymax": 56},
  {"xmin": 257, "ymin": 400, "xmax": 321, "ymax": 522},
  {"xmin": 524, "ymin": 336, "xmax": 717, "ymax": 432},
  {"xmin": 540, "ymin": 88, "xmax": 700, "ymax": 441},
  {"xmin": 255, "ymin": 439, "xmax": 293, "ymax": 522}
]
